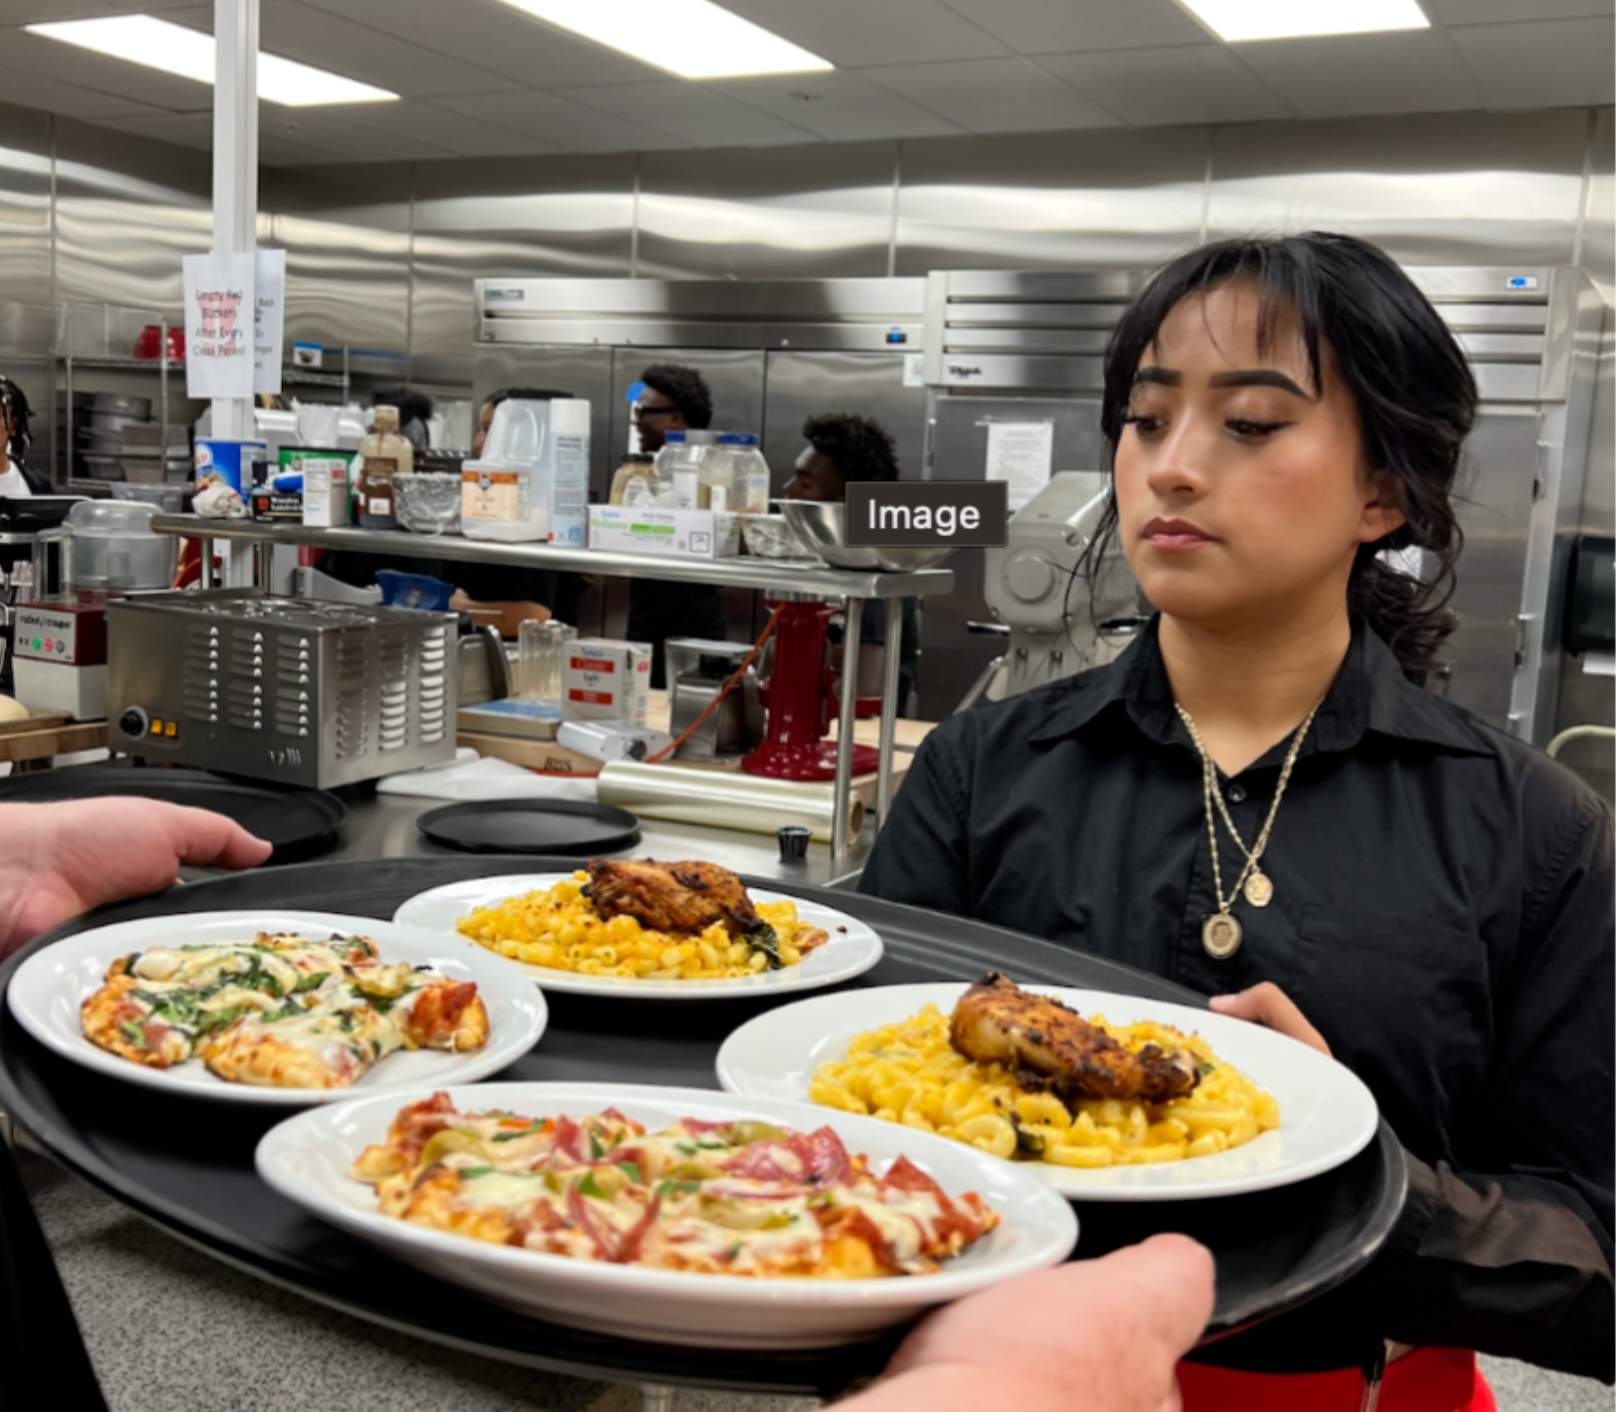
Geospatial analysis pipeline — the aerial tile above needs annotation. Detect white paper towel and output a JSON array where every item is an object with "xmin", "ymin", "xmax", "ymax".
[{"xmin": 378, "ymin": 751, "xmax": 599, "ymax": 804}]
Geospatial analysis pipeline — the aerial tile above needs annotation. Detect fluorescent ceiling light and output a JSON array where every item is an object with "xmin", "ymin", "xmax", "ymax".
[
  {"xmin": 498, "ymin": 0, "xmax": 832, "ymax": 79},
  {"xmin": 1178, "ymin": 0, "xmax": 1430, "ymax": 42},
  {"xmin": 26, "ymin": 16, "xmax": 397, "ymax": 105}
]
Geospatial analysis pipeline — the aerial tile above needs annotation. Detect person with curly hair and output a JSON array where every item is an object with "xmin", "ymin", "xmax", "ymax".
[
  {"xmin": 0, "ymin": 377, "xmax": 51, "ymax": 496},
  {"xmin": 784, "ymin": 412, "xmax": 921, "ymax": 714}
]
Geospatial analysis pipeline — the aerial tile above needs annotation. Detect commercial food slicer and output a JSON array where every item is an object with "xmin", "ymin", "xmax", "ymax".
[{"xmin": 957, "ymin": 471, "xmax": 1146, "ymax": 712}]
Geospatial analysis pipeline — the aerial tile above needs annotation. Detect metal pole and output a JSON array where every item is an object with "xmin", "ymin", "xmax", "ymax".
[
  {"xmin": 875, "ymin": 596, "xmax": 902, "ymax": 834},
  {"xmin": 210, "ymin": 0, "xmax": 258, "ymax": 446},
  {"xmin": 831, "ymin": 597, "xmax": 864, "ymax": 862}
]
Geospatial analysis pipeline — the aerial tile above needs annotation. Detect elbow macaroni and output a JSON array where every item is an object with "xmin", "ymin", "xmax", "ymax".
[
  {"xmin": 456, "ymin": 873, "xmax": 815, "ymax": 980},
  {"xmin": 809, "ymin": 1004, "xmax": 1279, "ymax": 1167}
]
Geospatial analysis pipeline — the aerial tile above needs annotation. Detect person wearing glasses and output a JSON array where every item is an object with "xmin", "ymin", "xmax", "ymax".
[{"xmin": 626, "ymin": 363, "xmax": 729, "ymax": 686}]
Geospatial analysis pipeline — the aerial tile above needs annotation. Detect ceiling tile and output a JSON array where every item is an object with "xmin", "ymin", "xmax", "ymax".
[
  {"xmin": 429, "ymin": 91, "xmax": 690, "ymax": 152},
  {"xmin": 108, "ymin": 112, "xmax": 226, "ymax": 152},
  {"xmin": 0, "ymin": 63, "xmax": 172, "ymax": 122},
  {"xmin": 1421, "ymin": 0, "xmax": 1614, "ymax": 21},
  {"xmin": 862, "ymin": 58, "xmax": 1122, "ymax": 133},
  {"xmin": 0, "ymin": 28, "xmax": 213, "ymax": 110},
  {"xmin": 259, "ymin": 109, "xmax": 463, "ymax": 161},
  {"xmin": 158, "ymin": 1, "xmax": 524, "ymax": 100},
  {"xmin": 1448, "ymin": 17, "xmax": 1616, "ymax": 107},
  {"xmin": 327, "ymin": 100, "xmax": 564, "ymax": 156},
  {"xmin": 295, "ymin": 0, "xmax": 661, "ymax": 88},
  {"xmin": 1231, "ymin": 31, "xmax": 1490, "ymax": 118},
  {"xmin": 706, "ymin": 71, "xmax": 964, "ymax": 141},
  {"xmin": 719, "ymin": 0, "xmax": 1009, "ymax": 66},
  {"xmin": 562, "ymin": 83, "xmax": 821, "ymax": 147},
  {"xmin": 1036, "ymin": 45, "xmax": 1294, "ymax": 126},
  {"xmin": 0, "ymin": 0, "xmax": 137, "ymax": 22},
  {"xmin": 934, "ymin": 0, "xmax": 1215, "ymax": 54}
]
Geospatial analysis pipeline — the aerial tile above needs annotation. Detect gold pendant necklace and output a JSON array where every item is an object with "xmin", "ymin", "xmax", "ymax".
[{"xmin": 1177, "ymin": 700, "xmax": 1321, "ymax": 960}]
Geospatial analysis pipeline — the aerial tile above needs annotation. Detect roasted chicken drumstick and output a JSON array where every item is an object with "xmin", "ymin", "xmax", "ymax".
[{"xmin": 949, "ymin": 973, "xmax": 1200, "ymax": 1104}]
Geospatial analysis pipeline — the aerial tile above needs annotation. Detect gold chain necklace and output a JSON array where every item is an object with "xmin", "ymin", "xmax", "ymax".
[{"xmin": 1175, "ymin": 701, "xmax": 1321, "ymax": 959}]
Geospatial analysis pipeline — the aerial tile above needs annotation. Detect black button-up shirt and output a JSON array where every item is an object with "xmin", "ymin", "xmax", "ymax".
[{"xmin": 862, "ymin": 617, "xmax": 1614, "ymax": 1380}]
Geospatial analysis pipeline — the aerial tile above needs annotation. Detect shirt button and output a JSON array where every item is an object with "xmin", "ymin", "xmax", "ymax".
[{"xmin": 1227, "ymin": 783, "xmax": 1248, "ymax": 804}]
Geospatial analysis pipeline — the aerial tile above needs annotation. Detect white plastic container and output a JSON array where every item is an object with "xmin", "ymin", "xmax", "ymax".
[
  {"xmin": 653, "ymin": 429, "xmax": 719, "ymax": 510},
  {"xmin": 462, "ymin": 395, "xmax": 591, "ymax": 545},
  {"xmin": 725, "ymin": 434, "xmax": 770, "ymax": 513}
]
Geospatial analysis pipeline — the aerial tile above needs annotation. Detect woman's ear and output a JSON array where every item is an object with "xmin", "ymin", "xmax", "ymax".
[{"xmin": 1358, "ymin": 467, "xmax": 1407, "ymax": 545}]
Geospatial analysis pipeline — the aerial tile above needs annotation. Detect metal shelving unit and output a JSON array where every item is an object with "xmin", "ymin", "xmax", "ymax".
[{"xmin": 149, "ymin": 514, "xmax": 954, "ymax": 859}]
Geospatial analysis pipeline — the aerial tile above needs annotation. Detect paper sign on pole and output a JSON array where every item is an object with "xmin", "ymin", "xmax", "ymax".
[
  {"xmin": 983, "ymin": 421, "xmax": 1055, "ymax": 513},
  {"xmin": 253, "ymin": 248, "xmax": 285, "ymax": 395},
  {"xmin": 182, "ymin": 251, "xmax": 255, "ymax": 399}
]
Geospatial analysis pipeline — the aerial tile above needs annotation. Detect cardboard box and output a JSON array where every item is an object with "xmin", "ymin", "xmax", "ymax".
[
  {"xmin": 250, "ymin": 489, "xmax": 304, "ymax": 521},
  {"xmin": 563, "ymin": 639, "xmax": 651, "ymax": 724},
  {"xmin": 278, "ymin": 447, "xmax": 352, "ymax": 527},
  {"xmin": 588, "ymin": 506, "xmax": 741, "ymax": 559}
]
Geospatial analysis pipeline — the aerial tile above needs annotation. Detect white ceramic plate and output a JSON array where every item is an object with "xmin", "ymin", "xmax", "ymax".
[
  {"xmin": 716, "ymin": 983, "xmax": 1380, "ymax": 1202},
  {"xmin": 256, "ymin": 1081, "xmax": 1078, "ymax": 1349},
  {"xmin": 393, "ymin": 874, "xmax": 884, "ymax": 1000},
  {"xmin": 6, "ymin": 910, "xmax": 548, "ymax": 1106}
]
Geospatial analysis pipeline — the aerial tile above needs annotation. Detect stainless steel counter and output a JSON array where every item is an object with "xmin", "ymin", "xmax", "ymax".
[{"xmin": 323, "ymin": 789, "xmax": 869, "ymax": 889}]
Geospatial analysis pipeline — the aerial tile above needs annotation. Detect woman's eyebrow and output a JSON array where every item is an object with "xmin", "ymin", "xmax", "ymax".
[
  {"xmin": 1207, "ymin": 369, "xmax": 1315, "ymax": 399},
  {"xmin": 1133, "ymin": 366, "xmax": 1180, "ymax": 387}
]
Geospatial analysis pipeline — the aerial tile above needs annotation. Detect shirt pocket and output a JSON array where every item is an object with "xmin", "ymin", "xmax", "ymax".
[{"xmin": 1290, "ymin": 905, "xmax": 1490, "ymax": 1106}]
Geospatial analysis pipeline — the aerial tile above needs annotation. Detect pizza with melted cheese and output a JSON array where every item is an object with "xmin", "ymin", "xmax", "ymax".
[
  {"xmin": 350, "ymin": 1094, "xmax": 999, "ymax": 1278},
  {"xmin": 80, "ymin": 933, "xmax": 489, "ymax": 1090}
]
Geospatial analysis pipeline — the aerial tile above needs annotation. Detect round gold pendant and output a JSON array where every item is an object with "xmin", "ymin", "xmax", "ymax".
[
  {"xmin": 1202, "ymin": 912, "xmax": 1243, "ymax": 959},
  {"xmin": 1244, "ymin": 870, "xmax": 1274, "ymax": 908}
]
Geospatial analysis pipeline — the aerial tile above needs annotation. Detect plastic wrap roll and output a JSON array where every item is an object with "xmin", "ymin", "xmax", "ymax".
[{"xmin": 596, "ymin": 761, "xmax": 863, "ymax": 846}]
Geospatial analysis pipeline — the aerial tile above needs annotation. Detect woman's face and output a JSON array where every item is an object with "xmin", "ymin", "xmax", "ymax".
[
  {"xmin": 473, "ymin": 401, "xmax": 495, "ymax": 457},
  {"xmin": 1113, "ymin": 282, "xmax": 1405, "ymax": 634}
]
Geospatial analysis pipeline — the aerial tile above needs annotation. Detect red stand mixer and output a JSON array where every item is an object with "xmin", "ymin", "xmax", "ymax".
[{"xmin": 742, "ymin": 599, "xmax": 880, "ymax": 781}]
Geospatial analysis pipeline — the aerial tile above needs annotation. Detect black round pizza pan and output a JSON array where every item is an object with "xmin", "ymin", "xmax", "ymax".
[
  {"xmin": 0, "ymin": 766, "xmax": 344, "ymax": 863},
  {"xmin": 416, "ymin": 799, "xmax": 640, "ymax": 855},
  {"xmin": 0, "ymin": 857, "xmax": 1405, "ymax": 1397}
]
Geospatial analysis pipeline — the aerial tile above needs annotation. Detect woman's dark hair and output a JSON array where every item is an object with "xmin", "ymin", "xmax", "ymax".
[
  {"xmin": 0, "ymin": 377, "xmax": 33, "ymax": 463},
  {"xmin": 640, "ymin": 363, "xmax": 713, "ymax": 430},
  {"xmin": 486, "ymin": 386, "xmax": 574, "ymax": 410},
  {"xmin": 1091, "ymin": 232, "xmax": 1476, "ymax": 685},
  {"xmin": 804, "ymin": 412, "xmax": 900, "ymax": 485}
]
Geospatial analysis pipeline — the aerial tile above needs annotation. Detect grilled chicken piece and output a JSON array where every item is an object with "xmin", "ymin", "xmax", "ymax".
[
  {"xmin": 583, "ymin": 858, "xmax": 769, "ymax": 942},
  {"xmin": 950, "ymin": 973, "xmax": 1200, "ymax": 1104}
]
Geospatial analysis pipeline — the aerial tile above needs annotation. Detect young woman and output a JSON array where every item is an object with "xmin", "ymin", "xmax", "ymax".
[
  {"xmin": 0, "ymin": 377, "xmax": 50, "ymax": 496},
  {"xmin": 862, "ymin": 233, "xmax": 1612, "ymax": 1407}
]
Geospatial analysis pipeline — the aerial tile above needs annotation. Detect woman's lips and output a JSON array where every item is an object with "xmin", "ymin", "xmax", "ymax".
[{"xmin": 1141, "ymin": 517, "xmax": 1217, "ymax": 552}]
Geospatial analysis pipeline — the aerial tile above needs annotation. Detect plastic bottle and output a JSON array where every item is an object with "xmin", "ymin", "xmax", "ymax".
[
  {"xmin": 357, "ymin": 406, "xmax": 413, "ymax": 530},
  {"xmin": 462, "ymin": 394, "xmax": 591, "ymax": 544},
  {"xmin": 705, "ymin": 435, "xmax": 746, "ymax": 514},
  {"xmin": 726, "ymin": 434, "xmax": 771, "ymax": 513},
  {"xmin": 662, "ymin": 429, "xmax": 719, "ymax": 509},
  {"xmin": 610, "ymin": 453, "xmax": 656, "ymax": 507}
]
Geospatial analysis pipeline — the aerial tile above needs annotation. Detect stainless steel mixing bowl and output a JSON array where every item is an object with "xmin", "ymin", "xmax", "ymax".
[{"xmin": 780, "ymin": 500, "xmax": 956, "ymax": 572}]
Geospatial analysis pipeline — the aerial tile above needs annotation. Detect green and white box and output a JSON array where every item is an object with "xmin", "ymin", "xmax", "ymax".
[{"xmin": 588, "ymin": 506, "xmax": 741, "ymax": 559}]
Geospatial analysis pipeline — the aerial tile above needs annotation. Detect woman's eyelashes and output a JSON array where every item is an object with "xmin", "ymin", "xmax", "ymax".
[{"xmin": 1122, "ymin": 411, "xmax": 1295, "ymax": 440}]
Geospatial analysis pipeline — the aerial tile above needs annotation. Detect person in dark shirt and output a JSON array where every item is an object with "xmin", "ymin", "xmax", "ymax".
[
  {"xmin": 625, "ymin": 363, "xmax": 728, "ymax": 685},
  {"xmin": 783, "ymin": 411, "xmax": 921, "ymax": 715},
  {"xmin": 862, "ymin": 233, "xmax": 1613, "ymax": 1402}
]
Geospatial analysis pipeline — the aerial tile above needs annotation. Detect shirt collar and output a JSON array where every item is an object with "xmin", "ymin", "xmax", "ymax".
[{"xmin": 1028, "ymin": 615, "xmax": 1495, "ymax": 759}]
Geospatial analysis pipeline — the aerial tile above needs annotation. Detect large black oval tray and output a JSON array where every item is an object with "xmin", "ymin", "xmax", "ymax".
[
  {"xmin": 0, "ymin": 857, "xmax": 1405, "ymax": 1397},
  {"xmin": 0, "ymin": 766, "xmax": 345, "ymax": 863}
]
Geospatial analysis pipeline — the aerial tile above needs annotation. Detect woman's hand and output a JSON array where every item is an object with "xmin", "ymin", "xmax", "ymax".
[
  {"xmin": 0, "ymin": 800, "xmax": 271, "ymax": 958},
  {"xmin": 843, "ymin": 1234, "xmax": 1215, "ymax": 1412},
  {"xmin": 1209, "ymin": 982, "xmax": 1331, "ymax": 1056}
]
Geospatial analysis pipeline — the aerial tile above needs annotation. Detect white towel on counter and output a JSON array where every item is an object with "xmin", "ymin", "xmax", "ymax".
[{"xmin": 377, "ymin": 750, "xmax": 600, "ymax": 804}]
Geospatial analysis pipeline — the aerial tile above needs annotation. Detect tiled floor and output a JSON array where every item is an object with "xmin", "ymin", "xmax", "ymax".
[{"xmin": 14, "ymin": 1147, "xmax": 1610, "ymax": 1412}]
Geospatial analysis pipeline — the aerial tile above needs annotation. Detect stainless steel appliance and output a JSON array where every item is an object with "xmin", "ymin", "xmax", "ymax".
[
  {"xmin": 108, "ymin": 591, "xmax": 457, "ymax": 789},
  {"xmin": 922, "ymin": 266, "xmax": 1605, "ymax": 744},
  {"xmin": 957, "ymin": 472, "xmax": 1142, "ymax": 711},
  {"xmin": 34, "ymin": 500, "xmax": 177, "ymax": 597},
  {"xmin": 665, "ymin": 637, "xmax": 764, "ymax": 762}
]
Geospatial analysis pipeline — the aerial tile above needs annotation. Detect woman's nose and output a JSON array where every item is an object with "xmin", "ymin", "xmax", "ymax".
[{"xmin": 1144, "ymin": 417, "xmax": 1212, "ymax": 499}]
